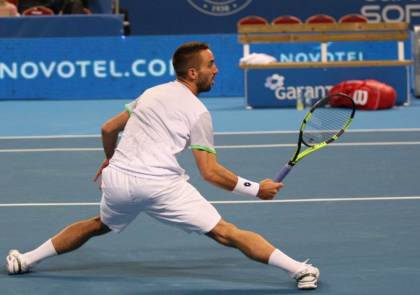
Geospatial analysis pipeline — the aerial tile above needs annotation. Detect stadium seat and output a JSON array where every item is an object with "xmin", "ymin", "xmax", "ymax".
[
  {"xmin": 23, "ymin": 6, "xmax": 54, "ymax": 16},
  {"xmin": 306, "ymin": 14, "xmax": 336, "ymax": 24},
  {"xmin": 339, "ymin": 13, "xmax": 368, "ymax": 23},
  {"xmin": 82, "ymin": 8, "xmax": 92, "ymax": 15},
  {"xmin": 272, "ymin": 15, "xmax": 302, "ymax": 25},
  {"xmin": 238, "ymin": 15, "xmax": 269, "ymax": 25},
  {"xmin": 6, "ymin": 0, "xmax": 18, "ymax": 5}
]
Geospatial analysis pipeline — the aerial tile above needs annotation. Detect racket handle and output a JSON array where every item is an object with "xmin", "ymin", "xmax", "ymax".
[{"xmin": 274, "ymin": 164, "xmax": 293, "ymax": 182}]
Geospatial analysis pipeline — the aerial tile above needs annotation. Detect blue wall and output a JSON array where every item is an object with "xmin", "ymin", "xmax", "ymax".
[
  {"xmin": 1, "ymin": 0, "xmax": 415, "ymax": 100},
  {"xmin": 0, "ymin": 35, "xmax": 242, "ymax": 100},
  {"xmin": 120, "ymin": 0, "xmax": 420, "ymax": 35},
  {"xmin": 0, "ymin": 34, "xmax": 409, "ymax": 100},
  {"xmin": 0, "ymin": 15, "xmax": 122, "ymax": 38}
]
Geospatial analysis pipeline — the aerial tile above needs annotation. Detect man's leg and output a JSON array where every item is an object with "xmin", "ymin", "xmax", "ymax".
[
  {"xmin": 206, "ymin": 219, "xmax": 319, "ymax": 289},
  {"xmin": 7, "ymin": 216, "xmax": 110, "ymax": 274},
  {"xmin": 51, "ymin": 215, "xmax": 111, "ymax": 254}
]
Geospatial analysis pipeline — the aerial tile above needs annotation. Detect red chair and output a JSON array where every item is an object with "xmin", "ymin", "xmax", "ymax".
[
  {"xmin": 6, "ymin": 0, "xmax": 18, "ymax": 5},
  {"xmin": 306, "ymin": 14, "xmax": 336, "ymax": 24},
  {"xmin": 339, "ymin": 13, "xmax": 368, "ymax": 23},
  {"xmin": 82, "ymin": 8, "xmax": 92, "ymax": 15},
  {"xmin": 23, "ymin": 6, "xmax": 54, "ymax": 16},
  {"xmin": 238, "ymin": 15, "xmax": 269, "ymax": 25},
  {"xmin": 272, "ymin": 15, "xmax": 302, "ymax": 25}
]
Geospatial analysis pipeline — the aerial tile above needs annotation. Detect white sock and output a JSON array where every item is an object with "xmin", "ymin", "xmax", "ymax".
[
  {"xmin": 22, "ymin": 239, "xmax": 57, "ymax": 266},
  {"xmin": 268, "ymin": 249, "xmax": 304, "ymax": 276}
]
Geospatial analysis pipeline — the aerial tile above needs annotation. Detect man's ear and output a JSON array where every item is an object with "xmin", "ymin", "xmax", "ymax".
[{"xmin": 187, "ymin": 67, "xmax": 198, "ymax": 80}]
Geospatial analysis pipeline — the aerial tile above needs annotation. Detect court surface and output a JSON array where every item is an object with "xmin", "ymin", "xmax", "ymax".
[{"xmin": 1, "ymin": 97, "xmax": 419, "ymax": 294}]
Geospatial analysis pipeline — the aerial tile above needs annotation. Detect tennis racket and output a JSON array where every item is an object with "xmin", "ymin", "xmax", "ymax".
[{"xmin": 274, "ymin": 93, "xmax": 356, "ymax": 182}]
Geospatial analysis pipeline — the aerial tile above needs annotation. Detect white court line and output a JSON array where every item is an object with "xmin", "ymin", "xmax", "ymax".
[
  {"xmin": 211, "ymin": 196, "xmax": 420, "ymax": 204},
  {"xmin": 0, "ymin": 202, "xmax": 100, "ymax": 207},
  {"xmin": 1, "ymin": 128, "xmax": 420, "ymax": 140},
  {"xmin": 0, "ymin": 196, "xmax": 419, "ymax": 207},
  {"xmin": 0, "ymin": 148, "xmax": 102, "ymax": 153},
  {"xmin": 1, "ymin": 141, "xmax": 420, "ymax": 153},
  {"xmin": 215, "ymin": 128, "xmax": 420, "ymax": 135},
  {"xmin": 214, "ymin": 141, "xmax": 420, "ymax": 149},
  {"xmin": 0, "ymin": 134, "xmax": 100, "ymax": 140}
]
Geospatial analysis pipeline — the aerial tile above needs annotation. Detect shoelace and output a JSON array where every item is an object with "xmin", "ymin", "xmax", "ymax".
[
  {"xmin": 302, "ymin": 259, "xmax": 311, "ymax": 265},
  {"xmin": 293, "ymin": 259, "xmax": 315, "ymax": 279}
]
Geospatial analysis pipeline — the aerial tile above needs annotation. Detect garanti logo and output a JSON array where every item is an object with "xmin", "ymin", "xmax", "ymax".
[
  {"xmin": 187, "ymin": 0, "xmax": 252, "ymax": 16},
  {"xmin": 265, "ymin": 74, "xmax": 332, "ymax": 103}
]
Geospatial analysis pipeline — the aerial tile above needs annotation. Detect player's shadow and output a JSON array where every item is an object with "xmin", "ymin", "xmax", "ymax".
[{"xmin": 27, "ymin": 257, "xmax": 305, "ymax": 293}]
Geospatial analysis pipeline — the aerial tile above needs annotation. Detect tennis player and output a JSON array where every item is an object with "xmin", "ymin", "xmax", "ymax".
[{"xmin": 6, "ymin": 42, "xmax": 319, "ymax": 290}]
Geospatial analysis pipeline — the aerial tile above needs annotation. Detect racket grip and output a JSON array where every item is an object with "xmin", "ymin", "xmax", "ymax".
[{"xmin": 274, "ymin": 164, "xmax": 293, "ymax": 182}]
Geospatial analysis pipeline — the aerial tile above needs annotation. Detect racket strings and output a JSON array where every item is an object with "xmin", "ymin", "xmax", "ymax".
[{"xmin": 302, "ymin": 108, "xmax": 352, "ymax": 145}]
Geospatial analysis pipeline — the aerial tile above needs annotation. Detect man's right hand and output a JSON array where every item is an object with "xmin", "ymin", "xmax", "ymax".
[
  {"xmin": 257, "ymin": 179, "xmax": 283, "ymax": 200},
  {"xmin": 93, "ymin": 158, "xmax": 110, "ymax": 183}
]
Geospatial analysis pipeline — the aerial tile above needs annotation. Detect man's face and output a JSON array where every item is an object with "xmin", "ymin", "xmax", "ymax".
[{"xmin": 195, "ymin": 49, "xmax": 218, "ymax": 93}]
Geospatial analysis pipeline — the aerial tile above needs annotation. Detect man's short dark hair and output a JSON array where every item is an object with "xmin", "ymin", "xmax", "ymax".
[{"xmin": 172, "ymin": 42, "xmax": 209, "ymax": 78}]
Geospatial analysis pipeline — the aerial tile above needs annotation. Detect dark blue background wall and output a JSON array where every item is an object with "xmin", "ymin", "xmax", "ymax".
[{"xmin": 120, "ymin": 0, "xmax": 420, "ymax": 35}]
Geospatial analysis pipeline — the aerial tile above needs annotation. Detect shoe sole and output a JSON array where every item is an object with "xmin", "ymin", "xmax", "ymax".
[
  {"xmin": 296, "ymin": 268, "xmax": 320, "ymax": 290},
  {"xmin": 298, "ymin": 281, "xmax": 318, "ymax": 290}
]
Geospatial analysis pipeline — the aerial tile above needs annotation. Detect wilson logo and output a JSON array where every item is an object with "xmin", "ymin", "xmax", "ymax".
[{"xmin": 352, "ymin": 90, "xmax": 369, "ymax": 105}]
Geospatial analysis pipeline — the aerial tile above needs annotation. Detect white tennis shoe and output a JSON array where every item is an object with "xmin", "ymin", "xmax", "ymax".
[
  {"xmin": 292, "ymin": 260, "xmax": 320, "ymax": 290},
  {"xmin": 6, "ymin": 250, "xmax": 30, "ymax": 275}
]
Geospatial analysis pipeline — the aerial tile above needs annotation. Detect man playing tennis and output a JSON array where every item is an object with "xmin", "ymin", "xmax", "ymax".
[{"xmin": 6, "ymin": 42, "xmax": 319, "ymax": 290}]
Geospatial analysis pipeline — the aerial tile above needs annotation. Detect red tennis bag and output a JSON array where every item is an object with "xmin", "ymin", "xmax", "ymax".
[{"xmin": 329, "ymin": 80, "xmax": 397, "ymax": 110}]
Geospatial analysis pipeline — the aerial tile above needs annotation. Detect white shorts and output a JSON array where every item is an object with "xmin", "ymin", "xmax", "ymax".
[{"xmin": 99, "ymin": 166, "xmax": 221, "ymax": 234}]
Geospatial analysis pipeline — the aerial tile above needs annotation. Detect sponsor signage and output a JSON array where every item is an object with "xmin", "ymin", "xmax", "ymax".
[
  {"xmin": 0, "ymin": 35, "xmax": 411, "ymax": 101},
  {"xmin": 0, "ymin": 35, "xmax": 243, "ymax": 100},
  {"xmin": 251, "ymin": 41, "xmax": 407, "ymax": 63},
  {"xmin": 246, "ymin": 66, "xmax": 410, "ymax": 108}
]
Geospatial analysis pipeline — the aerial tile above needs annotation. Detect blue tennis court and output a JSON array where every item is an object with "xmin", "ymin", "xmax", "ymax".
[{"xmin": 1, "ymin": 97, "xmax": 420, "ymax": 294}]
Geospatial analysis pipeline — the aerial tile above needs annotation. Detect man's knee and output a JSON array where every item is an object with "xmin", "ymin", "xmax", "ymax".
[
  {"xmin": 207, "ymin": 219, "xmax": 239, "ymax": 246},
  {"xmin": 87, "ymin": 216, "xmax": 111, "ymax": 235}
]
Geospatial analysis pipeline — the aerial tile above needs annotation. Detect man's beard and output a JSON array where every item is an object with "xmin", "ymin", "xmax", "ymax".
[{"xmin": 196, "ymin": 77, "xmax": 212, "ymax": 93}]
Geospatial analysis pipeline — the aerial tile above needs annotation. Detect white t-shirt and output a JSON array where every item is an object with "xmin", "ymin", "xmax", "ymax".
[{"xmin": 109, "ymin": 80, "xmax": 216, "ymax": 179}]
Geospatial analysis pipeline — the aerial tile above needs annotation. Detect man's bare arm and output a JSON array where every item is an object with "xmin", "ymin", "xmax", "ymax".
[
  {"xmin": 192, "ymin": 149, "xmax": 283, "ymax": 200},
  {"xmin": 101, "ymin": 111, "xmax": 130, "ymax": 159},
  {"xmin": 93, "ymin": 111, "xmax": 130, "ymax": 182}
]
